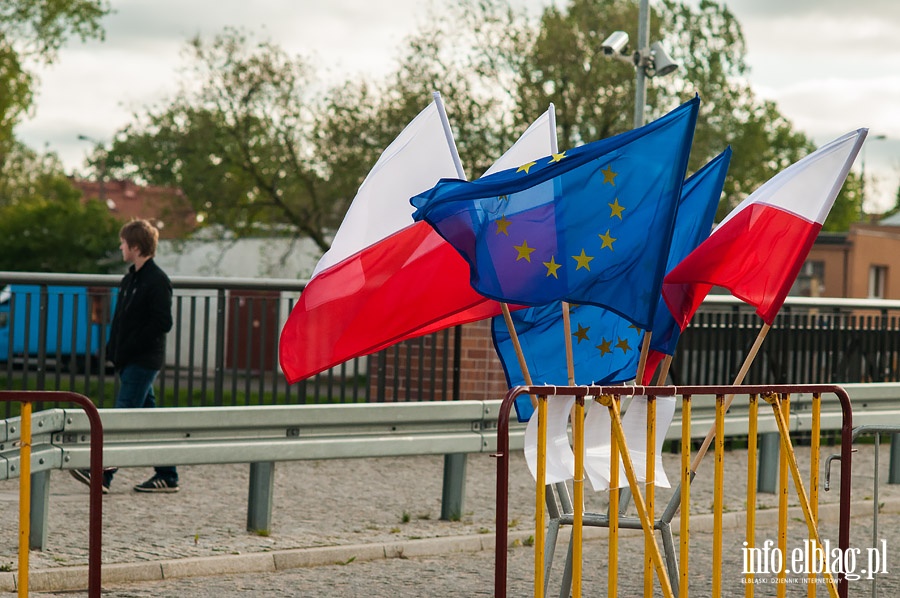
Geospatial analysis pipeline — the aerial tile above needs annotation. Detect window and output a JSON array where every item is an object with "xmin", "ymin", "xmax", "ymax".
[
  {"xmin": 868, "ymin": 265, "xmax": 888, "ymax": 299},
  {"xmin": 792, "ymin": 260, "xmax": 825, "ymax": 297}
]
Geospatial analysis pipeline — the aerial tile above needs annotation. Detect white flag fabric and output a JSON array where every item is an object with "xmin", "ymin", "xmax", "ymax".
[
  {"xmin": 583, "ymin": 396, "xmax": 675, "ymax": 491},
  {"xmin": 524, "ymin": 395, "xmax": 576, "ymax": 484}
]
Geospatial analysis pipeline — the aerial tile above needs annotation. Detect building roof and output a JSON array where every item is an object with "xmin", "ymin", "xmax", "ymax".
[{"xmin": 70, "ymin": 178, "xmax": 197, "ymax": 239}]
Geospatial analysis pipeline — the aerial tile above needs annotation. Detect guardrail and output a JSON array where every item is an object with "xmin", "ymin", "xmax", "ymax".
[
  {"xmin": 3, "ymin": 383, "xmax": 900, "ymax": 554},
  {"xmin": 0, "ymin": 399, "xmax": 527, "ymax": 550}
]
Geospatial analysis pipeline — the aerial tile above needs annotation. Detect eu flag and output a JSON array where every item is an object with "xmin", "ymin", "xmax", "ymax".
[
  {"xmin": 648, "ymin": 147, "xmax": 731, "ymax": 358},
  {"xmin": 411, "ymin": 97, "xmax": 699, "ymax": 331},
  {"xmin": 494, "ymin": 148, "xmax": 731, "ymax": 421}
]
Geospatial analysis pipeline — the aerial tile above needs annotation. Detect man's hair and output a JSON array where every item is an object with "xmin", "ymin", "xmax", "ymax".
[{"xmin": 119, "ymin": 219, "xmax": 159, "ymax": 258}]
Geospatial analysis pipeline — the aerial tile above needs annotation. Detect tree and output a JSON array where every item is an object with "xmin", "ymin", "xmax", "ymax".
[
  {"xmin": 0, "ymin": 0, "xmax": 110, "ymax": 162},
  {"xmin": 0, "ymin": 142, "xmax": 121, "ymax": 273},
  {"xmin": 104, "ymin": 29, "xmax": 353, "ymax": 253},
  {"xmin": 104, "ymin": 0, "xmax": 863, "ymax": 255},
  {"xmin": 383, "ymin": 0, "xmax": 861, "ymax": 229}
]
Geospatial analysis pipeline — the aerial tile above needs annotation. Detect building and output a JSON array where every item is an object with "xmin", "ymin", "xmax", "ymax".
[
  {"xmin": 71, "ymin": 178, "xmax": 197, "ymax": 239},
  {"xmin": 801, "ymin": 219, "xmax": 900, "ymax": 299}
]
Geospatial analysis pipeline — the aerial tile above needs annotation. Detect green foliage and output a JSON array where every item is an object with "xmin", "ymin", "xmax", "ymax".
[
  {"xmin": 0, "ymin": 0, "xmax": 110, "ymax": 157},
  {"xmin": 0, "ymin": 141, "xmax": 120, "ymax": 273},
  {"xmin": 0, "ymin": 195, "xmax": 120, "ymax": 273},
  {"xmin": 101, "ymin": 0, "xmax": 864, "ymax": 256},
  {"xmin": 105, "ymin": 29, "xmax": 337, "ymax": 251}
]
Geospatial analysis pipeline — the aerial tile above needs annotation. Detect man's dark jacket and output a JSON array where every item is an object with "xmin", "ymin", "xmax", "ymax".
[{"xmin": 108, "ymin": 258, "xmax": 173, "ymax": 370}]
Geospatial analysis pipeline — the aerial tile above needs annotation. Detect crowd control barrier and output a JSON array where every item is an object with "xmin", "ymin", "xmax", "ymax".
[{"xmin": 494, "ymin": 384, "xmax": 855, "ymax": 598}]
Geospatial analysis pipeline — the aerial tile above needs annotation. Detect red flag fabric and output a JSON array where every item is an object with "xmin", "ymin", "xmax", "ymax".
[{"xmin": 663, "ymin": 129, "xmax": 867, "ymax": 329}]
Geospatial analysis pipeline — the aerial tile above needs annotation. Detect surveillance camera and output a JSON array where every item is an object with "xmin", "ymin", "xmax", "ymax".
[{"xmin": 601, "ymin": 31, "xmax": 629, "ymax": 55}]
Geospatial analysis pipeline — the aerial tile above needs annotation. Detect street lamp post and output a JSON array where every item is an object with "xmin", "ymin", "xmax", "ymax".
[
  {"xmin": 860, "ymin": 134, "xmax": 887, "ymax": 220},
  {"xmin": 601, "ymin": 0, "xmax": 679, "ymax": 129},
  {"xmin": 634, "ymin": 0, "xmax": 650, "ymax": 128},
  {"xmin": 77, "ymin": 134, "xmax": 108, "ymax": 203}
]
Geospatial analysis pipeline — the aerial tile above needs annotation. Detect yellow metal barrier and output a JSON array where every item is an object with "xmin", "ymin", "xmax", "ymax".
[{"xmin": 494, "ymin": 384, "xmax": 856, "ymax": 598}]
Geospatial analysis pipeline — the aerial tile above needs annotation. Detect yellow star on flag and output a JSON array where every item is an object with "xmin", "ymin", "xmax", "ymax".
[
  {"xmin": 599, "ymin": 229, "xmax": 616, "ymax": 250},
  {"xmin": 517, "ymin": 161, "xmax": 537, "ymax": 174},
  {"xmin": 573, "ymin": 323, "xmax": 590, "ymax": 344},
  {"xmin": 572, "ymin": 249, "xmax": 594, "ymax": 271},
  {"xmin": 495, "ymin": 216, "xmax": 511, "ymax": 236},
  {"xmin": 608, "ymin": 198, "xmax": 625, "ymax": 219},
  {"xmin": 616, "ymin": 337, "xmax": 632, "ymax": 354},
  {"xmin": 549, "ymin": 151, "xmax": 567, "ymax": 163},
  {"xmin": 596, "ymin": 338, "xmax": 612, "ymax": 356},
  {"xmin": 543, "ymin": 256, "xmax": 561, "ymax": 278},
  {"xmin": 514, "ymin": 240, "xmax": 536, "ymax": 262},
  {"xmin": 601, "ymin": 165, "xmax": 617, "ymax": 185}
]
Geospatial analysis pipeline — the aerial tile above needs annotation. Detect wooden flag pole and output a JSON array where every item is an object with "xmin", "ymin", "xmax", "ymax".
[
  {"xmin": 635, "ymin": 332, "xmax": 652, "ymax": 386},
  {"xmin": 690, "ymin": 323, "xmax": 771, "ymax": 472},
  {"xmin": 500, "ymin": 303, "xmax": 537, "ymax": 407},
  {"xmin": 561, "ymin": 302, "xmax": 576, "ymax": 385},
  {"xmin": 654, "ymin": 355, "xmax": 673, "ymax": 386}
]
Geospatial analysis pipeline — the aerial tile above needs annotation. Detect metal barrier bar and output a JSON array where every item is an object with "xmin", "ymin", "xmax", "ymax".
[
  {"xmin": 712, "ymin": 394, "xmax": 725, "ymax": 595},
  {"xmin": 745, "ymin": 394, "xmax": 758, "ymax": 597},
  {"xmin": 680, "ymin": 395, "xmax": 691, "ymax": 598},
  {"xmin": 17, "ymin": 401, "xmax": 31, "ymax": 597},
  {"xmin": 494, "ymin": 384, "xmax": 856, "ymax": 598},
  {"xmin": 810, "ymin": 393, "xmax": 822, "ymax": 594},
  {"xmin": 777, "ymin": 395, "xmax": 789, "ymax": 596},
  {"xmin": 572, "ymin": 397, "xmax": 584, "ymax": 598},
  {"xmin": 0, "ymin": 392, "xmax": 104, "ymax": 598},
  {"xmin": 645, "ymin": 396, "xmax": 656, "ymax": 597},
  {"xmin": 609, "ymin": 396, "xmax": 620, "ymax": 597},
  {"xmin": 534, "ymin": 396, "xmax": 547, "ymax": 598}
]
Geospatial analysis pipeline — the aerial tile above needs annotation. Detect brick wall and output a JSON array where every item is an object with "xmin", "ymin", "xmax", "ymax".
[{"xmin": 368, "ymin": 319, "xmax": 509, "ymax": 402}]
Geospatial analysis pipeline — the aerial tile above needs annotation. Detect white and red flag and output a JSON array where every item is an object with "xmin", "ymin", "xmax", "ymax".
[
  {"xmin": 279, "ymin": 96, "xmax": 554, "ymax": 382},
  {"xmin": 663, "ymin": 129, "xmax": 867, "ymax": 328}
]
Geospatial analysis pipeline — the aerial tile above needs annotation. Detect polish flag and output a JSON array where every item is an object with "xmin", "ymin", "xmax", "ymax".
[
  {"xmin": 279, "ymin": 99, "xmax": 554, "ymax": 382},
  {"xmin": 663, "ymin": 129, "xmax": 867, "ymax": 328}
]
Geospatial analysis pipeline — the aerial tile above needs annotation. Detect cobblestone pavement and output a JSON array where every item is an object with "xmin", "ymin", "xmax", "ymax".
[{"xmin": 2, "ymin": 441, "xmax": 899, "ymax": 596}]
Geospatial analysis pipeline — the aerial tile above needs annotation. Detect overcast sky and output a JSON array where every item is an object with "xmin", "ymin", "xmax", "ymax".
[{"xmin": 16, "ymin": 0, "xmax": 900, "ymax": 210}]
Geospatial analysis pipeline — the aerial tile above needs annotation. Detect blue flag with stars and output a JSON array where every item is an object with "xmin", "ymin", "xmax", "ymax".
[
  {"xmin": 410, "ymin": 97, "xmax": 698, "ymax": 330},
  {"xmin": 493, "ymin": 147, "xmax": 732, "ymax": 421},
  {"xmin": 648, "ymin": 147, "xmax": 731, "ymax": 359}
]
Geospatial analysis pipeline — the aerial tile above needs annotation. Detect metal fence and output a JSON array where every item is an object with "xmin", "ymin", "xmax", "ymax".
[{"xmin": 3, "ymin": 271, "xmax": 900, "ymax": 416}]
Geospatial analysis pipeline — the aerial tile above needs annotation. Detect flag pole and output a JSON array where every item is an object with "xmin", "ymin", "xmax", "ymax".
[
  {"xmin": 432, "ymin": 91, "xmax": 467, "ymax": 180},
  {"xmin": 690, "ymin": 322, "xmax": 771, "ymax": 471},
  {"xmin": 500, "ymin": 304, "xmax": 537, "ymax": 408},
  {"xmin": 635, "ymin": 332, "xmax": 652, "ymax": 386},
  {"xmin": 654, "ymin": 355, "xmax": 673, "ymax": 386},
  {"xmin": 562, "ymin": 303, "xmax": 575, "ymax": 385}
]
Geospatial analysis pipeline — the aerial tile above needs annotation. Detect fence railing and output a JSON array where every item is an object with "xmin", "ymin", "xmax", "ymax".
[{"xmin": 3, "ymin": 271, "xmax": 900, "ymax": 416}]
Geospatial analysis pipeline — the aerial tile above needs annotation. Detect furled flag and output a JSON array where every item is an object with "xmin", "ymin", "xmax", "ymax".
[
  {"xmin": 278, "ymin": 97, "xmax": 555, "ymax": 382},
  {"xmin": 493, "ymin": 148, "xmax": 731, "ymax": 420},
  {"xmin": 640, "ymin": 148, "xmax": 732, "ymax": 383},
  {"xmin": 663, "ymin": 129, "xmax": 867, "ymax": 329},
  {"xmin": 411, "ymin": 97, "xmax": 699, "ymax": 330}
]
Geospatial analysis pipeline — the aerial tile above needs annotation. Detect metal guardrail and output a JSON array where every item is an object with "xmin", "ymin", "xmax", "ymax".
[
  {"xmin": 0, "ymin": 399, "xmax": 527, "ymax": 550},
  {"xmin": 5, "ymin": 271, "xmax": 900, "ymax": 414}
]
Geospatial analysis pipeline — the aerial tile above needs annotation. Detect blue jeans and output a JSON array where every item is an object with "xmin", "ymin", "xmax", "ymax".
[{"xmin": 105, "ymin": 365, "xmax": 178, "ymax": 485}]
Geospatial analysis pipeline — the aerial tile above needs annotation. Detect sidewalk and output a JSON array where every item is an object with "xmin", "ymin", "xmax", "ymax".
[{"xmin": 0, "ymin": 442, "xmax": 897, "ymax": 593}]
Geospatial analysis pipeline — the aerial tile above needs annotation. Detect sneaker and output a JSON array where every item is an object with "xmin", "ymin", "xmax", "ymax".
[
  {"xmin": 133, "ymin": 475, "xmax": 179, "ymax": 493},
  {"xmin": 70, "ymin": 468, "xmax": 112, "ymax": 495}
]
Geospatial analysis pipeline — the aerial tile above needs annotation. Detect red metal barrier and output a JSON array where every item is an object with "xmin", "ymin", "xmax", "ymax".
[
  {"xmin": 494, "ymin": 384, "xmax": 854, "ymax": 598},
  {"xmin": 1, "ymin": 392, "xmax": 103, "ymax": 597}
]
